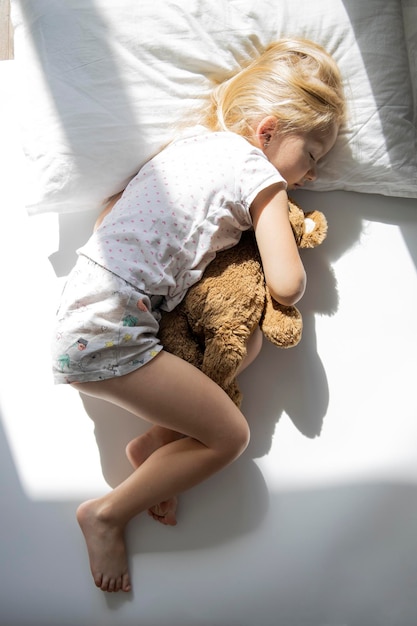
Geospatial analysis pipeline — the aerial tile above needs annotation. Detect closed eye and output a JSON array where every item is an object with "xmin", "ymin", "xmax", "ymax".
[{"xmin": 309, "ymin": 153, "xmax": 316, "ymax": 162}]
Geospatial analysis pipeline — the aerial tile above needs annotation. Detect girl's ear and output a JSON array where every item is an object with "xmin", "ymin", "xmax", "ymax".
[{"xmin": 255, "ymin": 116, "xmax": 279, "ymax": 147}]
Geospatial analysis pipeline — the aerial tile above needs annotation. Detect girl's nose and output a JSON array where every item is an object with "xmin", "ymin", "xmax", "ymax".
[{"xmin": 306, "ymin": 165, "xmax": 317, "ymax": 182}]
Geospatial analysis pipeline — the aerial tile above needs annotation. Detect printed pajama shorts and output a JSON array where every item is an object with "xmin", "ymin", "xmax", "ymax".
[{"xmin": 51, "ymin": 256, "xmax": 164, "ymax": 384}]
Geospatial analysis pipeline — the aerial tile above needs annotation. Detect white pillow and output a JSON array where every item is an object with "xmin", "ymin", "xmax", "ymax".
[{"xmin": 11, "ymin": 0, "xmax": 417, "ymax": 215}]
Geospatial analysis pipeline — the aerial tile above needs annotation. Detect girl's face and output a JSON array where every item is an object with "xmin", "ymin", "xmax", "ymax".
[{"xmin": 259, "ymin": 121, "xmax": 339, "ymax": 190}]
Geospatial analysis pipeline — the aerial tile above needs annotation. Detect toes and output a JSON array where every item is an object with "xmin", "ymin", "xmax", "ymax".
[
  {"xmin": 147, "ymin": 497, "xmax": 178, "ymax": 526},
  {"xmin": 99, "ymin": 575, "xmax": 109, "ymax": 592},
  {"xmin": 94, "ymin": 573, "xmax": 131, "ymax": 593},
  {"xmin": 147, "ymin": 509, "xmax": 177, "ymax": 526},
  {"xmin": 94, "ymin": 574, "xmax": 103, "ymax": 589},
  {"xmin": 164, "ymin": 512, "xmax": 177, "ymax": 526},
  {"xmin": 122, "ymin": 574, "xmax": 132, "ymax": 593}
]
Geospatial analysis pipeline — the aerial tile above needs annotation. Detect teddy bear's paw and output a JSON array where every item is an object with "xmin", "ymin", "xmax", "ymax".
[{"xmin": 260, "ymin": 298, "xmax": 303, "ymax": 348}]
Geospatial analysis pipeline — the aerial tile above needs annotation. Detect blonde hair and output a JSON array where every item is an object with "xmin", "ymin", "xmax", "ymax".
[{"xmin": 198, "ymin": 38, "xmax": 345, "ymax": 141}]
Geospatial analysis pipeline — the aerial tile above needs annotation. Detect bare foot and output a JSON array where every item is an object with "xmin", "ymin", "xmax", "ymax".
[
  {"xmin": 126, "ymin": 427, "xmax": 182, "ymax": 525},
  {"xmin": 76, "ymin": 499, "xmax": 131, "ymax": 593},
  {"xmin": 125, "ymin": 426, "xmax": 183, "ymax": 468},
  {"xmin": 147, "ymin": 496, "xmax": 178, "ymax": 526}
]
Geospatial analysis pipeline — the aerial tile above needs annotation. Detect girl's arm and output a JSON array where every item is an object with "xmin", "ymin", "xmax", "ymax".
[{"xmin": 250, "ymin": 184, "xmax": 306, "ymax": 306}]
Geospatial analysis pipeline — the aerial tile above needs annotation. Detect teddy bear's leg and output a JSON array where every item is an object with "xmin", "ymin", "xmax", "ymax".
[
  {"xmin": 158, "ymin": 308, "xmax": 203, "ymax": 370},
  {"xmin": 201, "ymin": 337, "xmax": 244, "ymax": 407},
  {"xmin": 201, "ymin": 325, "xmax": 252, "ymax": 389}
]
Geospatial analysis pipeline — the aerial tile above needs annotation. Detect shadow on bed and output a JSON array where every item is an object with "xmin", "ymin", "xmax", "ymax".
[
  {"xmin": 240, "ymin": 189, "xmax": 363, "ymax": 447},
  {"xmin": 242, "ymin": 188, "xmax": 417, "ymax": 452}
]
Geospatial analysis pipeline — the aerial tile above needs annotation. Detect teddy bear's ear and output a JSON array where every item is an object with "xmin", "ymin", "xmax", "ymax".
[{"xmin": 299, "ymin": 210, "xmax": 328, "ymax": 249}]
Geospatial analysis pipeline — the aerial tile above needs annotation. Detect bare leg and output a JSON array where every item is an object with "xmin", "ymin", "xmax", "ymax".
[
  {"xmin": 126, "ymin": 426, "xmax": 182, "ymax": 526},
  {"xmin": 236, "ymin": 326, "xmax": 263, "ymax": 376},
  {"xmin": 74, "ymin": 351, "xmax": 250, "ymax": 592},
  {"xmin": 125, "ymin": 327, "xmax": 262, "ymax": 527}
]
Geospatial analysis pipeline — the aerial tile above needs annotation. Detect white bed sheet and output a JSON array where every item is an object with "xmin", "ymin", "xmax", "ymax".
[{"xmin": 2, "ymin": 60, "xmax": 417, "ymax": 626}]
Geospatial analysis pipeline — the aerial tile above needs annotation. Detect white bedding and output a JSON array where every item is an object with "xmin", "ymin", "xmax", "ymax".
[{"xmin": 2, "ymin": 1, "xmax": 417, "ymax": 623}]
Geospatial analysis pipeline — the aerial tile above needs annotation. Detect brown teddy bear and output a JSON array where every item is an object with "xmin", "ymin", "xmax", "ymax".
[{"xmin": 158, "ymin": 198, "xmax": 328, "ymax": 406}]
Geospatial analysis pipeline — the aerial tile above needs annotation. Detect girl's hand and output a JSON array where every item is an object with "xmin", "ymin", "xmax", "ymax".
[{"xmin": 250, "ymin": 184, "xmax": 306, "ymax": 306}]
